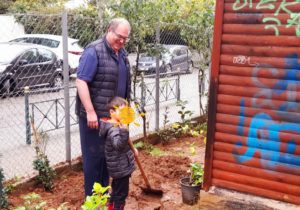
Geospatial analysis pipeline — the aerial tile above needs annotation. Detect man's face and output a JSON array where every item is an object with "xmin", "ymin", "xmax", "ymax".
[{"xmin": 107, "ymin": 24, "xmax": 130, "ymax": 52}]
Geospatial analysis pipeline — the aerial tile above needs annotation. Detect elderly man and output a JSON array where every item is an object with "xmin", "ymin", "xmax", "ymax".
[{"xmin": 75, "ymin": 17, "xmax": 131, "ymax": 197}]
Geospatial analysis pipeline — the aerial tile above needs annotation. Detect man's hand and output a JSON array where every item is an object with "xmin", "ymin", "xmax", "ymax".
[
  {"xmin": 87, "ymin": 110, "xmax": 99, "ymax": 129},
  {"xmin": 76, "ymin": 79, "xmax": 98, "ymax": 129}
]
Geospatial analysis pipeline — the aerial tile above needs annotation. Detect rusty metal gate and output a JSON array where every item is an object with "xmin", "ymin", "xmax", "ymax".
[{"xmin": 204, "ymin": 0, "xmax": 300, "ymax": 205}]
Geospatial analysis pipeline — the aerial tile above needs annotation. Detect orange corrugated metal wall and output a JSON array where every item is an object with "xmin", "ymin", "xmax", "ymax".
[{"xmin": 204, "ymin": 0, "xmax": 300, "ymax": 205}]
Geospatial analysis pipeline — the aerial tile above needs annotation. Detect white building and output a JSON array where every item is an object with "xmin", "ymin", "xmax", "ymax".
[{"xmin": 0, "ymin": 15, "xmax": 25, "ymax": 42}]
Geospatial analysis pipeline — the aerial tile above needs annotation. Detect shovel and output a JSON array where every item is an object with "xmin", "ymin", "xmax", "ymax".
[{"xmin": 128, "ymin": 140, "xmax": 163, "ymax": 196}]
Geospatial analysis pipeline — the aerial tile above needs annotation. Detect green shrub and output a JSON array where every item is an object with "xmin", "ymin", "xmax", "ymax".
[
  {"xmin": 31, "ymin": 123, "xmax": 56, "ymax": 192},
  {"xmin": 33, "ymin": 153, "xmax": 56, "ymax": 192}
]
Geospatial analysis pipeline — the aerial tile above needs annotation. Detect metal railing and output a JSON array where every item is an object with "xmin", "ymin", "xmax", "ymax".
[
  {"xmin": 139, "ymin": 71, "xmax": 181, "ymax": 107},
  {"xmin": 24, "ymin": 86, "xmax": 77, "ymax": 144},
  {"xmin": 24, "ymin": 72, "xmax": 182, "ymax": 144}
]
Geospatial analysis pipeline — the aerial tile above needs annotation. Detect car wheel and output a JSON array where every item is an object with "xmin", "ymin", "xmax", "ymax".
[
  {"xmin": 52, "ymin": 75, "xmax": 63, "ymax": 89},
  {"xmin": 187, "ymin": 62, "xmax": 193, "ymax": 74},
  {"xmin": 60, "ymin": 60, "xmax": 72, "ymax": 75}
]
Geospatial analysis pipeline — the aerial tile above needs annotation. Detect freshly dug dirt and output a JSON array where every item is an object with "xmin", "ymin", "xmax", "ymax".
[{"xmin": 7, "ymin": 136, "xmax": 207, "ymax": 209}]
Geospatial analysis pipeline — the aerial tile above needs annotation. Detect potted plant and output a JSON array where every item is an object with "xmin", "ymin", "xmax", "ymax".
[{"xmin": 180, "ymin": 162, "xmax": 204, "ymax": 205}]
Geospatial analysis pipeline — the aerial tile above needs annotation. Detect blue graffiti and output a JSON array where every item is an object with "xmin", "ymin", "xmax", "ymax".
[
  {"xmin": 273, "ymin": 54, "xmax": 300, "ymax": 94},
  {"xmin": 238, "ymin": 98, "xmax": 245, "ymax": 136},
  {"xmin": 234, "ymin": 112, "xmax": 300, "ymax": 169},
  {"xmin": 252, "ymin": 54, "xmax": 300, "ymax": 114},
  {"xmin": 276, "ymin": 54, "xmax": 300, "ymax": 113},
  {"xmin": 236, "ymin": 54, "xmax": 300, "ymax": 170}
]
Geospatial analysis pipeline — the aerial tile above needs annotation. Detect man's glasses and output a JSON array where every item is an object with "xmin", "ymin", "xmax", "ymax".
[{"xmin": 113, "ymin": 30, "xmax": 130, "ymax": 43}]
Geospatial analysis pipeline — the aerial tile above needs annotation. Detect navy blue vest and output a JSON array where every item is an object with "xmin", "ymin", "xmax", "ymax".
[{"xmin": 76, "ymin": 37, "xmax": 131, "ymax": 118}]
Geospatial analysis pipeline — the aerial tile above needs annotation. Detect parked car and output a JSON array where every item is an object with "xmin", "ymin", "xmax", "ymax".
[
  {"xmin": 8, "ymin": 34, "xmax": 83, "ymax": 74},
  {"xmin": 137, "ymin": 45, "xmax": 193, "ymax": 75},
  {"xmin": 0, "ymin": 42, "xmax": 63, "ymax": 96}
]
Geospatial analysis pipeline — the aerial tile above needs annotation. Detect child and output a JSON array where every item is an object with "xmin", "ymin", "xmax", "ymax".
[{"xmin": 99, "ymin": 96, "xmax": 136, "ymax": 210}]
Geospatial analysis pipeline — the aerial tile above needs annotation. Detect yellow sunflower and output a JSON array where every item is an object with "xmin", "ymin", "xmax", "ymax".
[{"xmin": 114, "ymin": 103, "xmax": 143, "ymax": 127}]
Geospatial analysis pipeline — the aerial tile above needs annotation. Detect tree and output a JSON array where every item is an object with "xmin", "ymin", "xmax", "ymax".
[
  {"xmin": 108, "ymin": 0, "xmax": 161, "ymax": 98},
  {"xmin": 178, "ymin": 0, "xmax": 215, "ymax": 114}
]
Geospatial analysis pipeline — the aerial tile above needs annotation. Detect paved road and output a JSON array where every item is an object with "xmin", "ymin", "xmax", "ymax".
[{"xmin": 0, "ymin": 69, "xmax": 209, "ymax": 180}]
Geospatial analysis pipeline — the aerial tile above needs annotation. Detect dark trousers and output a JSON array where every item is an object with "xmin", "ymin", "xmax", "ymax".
[
  {"xmin": 110, "ymin": 175, "xmax": 130, "ymax": 207},
  {"xmin": 79, "ymin": 116, "xmax": 109, "ymax": 196}
]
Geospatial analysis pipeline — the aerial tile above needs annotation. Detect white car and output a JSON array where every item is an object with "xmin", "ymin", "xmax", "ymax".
[{"xmin": 9, "ymin": 34, "xmax": 83, "ymax": 74}]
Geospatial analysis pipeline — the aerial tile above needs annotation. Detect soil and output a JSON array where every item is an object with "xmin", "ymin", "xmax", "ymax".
[{"xmin": 6, "ymin": 136, "xmax": 274, "ymax": 210}]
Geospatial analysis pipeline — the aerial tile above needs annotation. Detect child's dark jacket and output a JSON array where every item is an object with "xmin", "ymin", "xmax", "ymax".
[{"xmin": 99, "ymin": 121, "xmax": 135, "ymax": 179}]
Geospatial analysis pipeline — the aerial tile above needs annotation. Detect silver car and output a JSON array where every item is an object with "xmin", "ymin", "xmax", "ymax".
[{"xmin": 137, "ymin": 45, "xmax": 193, "ymax": 75}]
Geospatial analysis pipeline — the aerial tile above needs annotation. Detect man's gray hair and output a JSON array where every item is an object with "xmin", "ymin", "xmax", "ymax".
[{"xmin": 108, "ymin": 17, "xmax": 131, "ymax": 32}]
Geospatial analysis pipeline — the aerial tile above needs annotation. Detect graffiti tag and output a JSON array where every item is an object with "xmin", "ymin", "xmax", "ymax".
[
  {"xmin": 233, "ymin": 55, "xmax": 258, "ymax": 66},
  {"xmin": 233, "ymin": 0, "xmax": 300, "ymax": 36}
]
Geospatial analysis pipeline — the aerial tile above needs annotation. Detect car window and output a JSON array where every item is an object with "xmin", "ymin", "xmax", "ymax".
[
  {"xmin": 174, "ymin": 49, "xmax": 181, "ymax": 57},
  {"xmin": 71, "ymin": 41, "xmax": 82, "ymax": 50},
  {"xmin": 38, "ymin": 48, "xmax": 54, "ymax": 62},
  {"xmin": 10, "ymin": 38, "xmax": 27, "ymax": 43},
  {"xmin": 40, "ymin": 38, "xmax": 60, "ymax": 48},
  {"xmin": 19, "ymin": 49, "xmax": 39, "ymax": 64},
  {"xmin": 25, "ymin": 37, "xmax": 42, "ymax": 45},
  {"xmin": 180, "ymin": 48, "xmax": 188, "ymax": 56},
  {"xmin": 11, "ymin": 37, "xmax": 60, "ymax": 48}
]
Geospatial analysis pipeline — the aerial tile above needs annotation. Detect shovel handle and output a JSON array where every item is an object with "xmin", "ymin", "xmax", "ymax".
[{"xmin": 128, "ymin": 140, "xmax": 152, "ymax": 189}]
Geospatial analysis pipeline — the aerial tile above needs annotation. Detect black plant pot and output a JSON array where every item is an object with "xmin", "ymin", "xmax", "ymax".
[{"xmin": 180, "ymin": 177, "xmax": 201, "ymax": 205}]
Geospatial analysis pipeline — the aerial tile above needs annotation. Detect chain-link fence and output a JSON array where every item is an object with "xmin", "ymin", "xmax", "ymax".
[{"xmin": 0, "ymin": 12, "xmax": 210, "ymax": 180}]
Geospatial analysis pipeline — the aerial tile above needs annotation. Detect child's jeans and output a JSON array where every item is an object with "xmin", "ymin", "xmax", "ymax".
[{"xmin": 109, "ymin": 175, "xmax": 130, "ymax": 208}]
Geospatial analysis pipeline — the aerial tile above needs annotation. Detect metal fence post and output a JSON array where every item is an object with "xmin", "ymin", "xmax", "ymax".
[
  {"xmin": 177, "ymin": 73, "xmax": 181, "ymax": 101},
  {"xmin": 55, "ymin": 99, "xmax": 58, "ymax": 129},
  {"xmin": 62, "ymin": 11, "xmax": 71, "ymax": 164},
  {"xmin": 140, "ymin": 72, "xmax": 147, "ymax": 138},
  {"xmin": 24, "ymin": 86, "xmax": 31, "ymax": 145},
  {"xmin": 155, "ymin": 23, "xmax": 160, "ymax": 131},
  {"xmin": 141, "ymin": 73, "xmax": 145, "ymax": 108}
]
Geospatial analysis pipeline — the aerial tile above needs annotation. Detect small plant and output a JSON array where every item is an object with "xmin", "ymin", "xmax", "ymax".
[
  {"xmin": 162, "ymin": 106, "xmax": 170, "ymax": 128},
  {"xmin": 82, "ymin": 182, "xmax": 111, "ymax": 210},
  {"xmin": 5, "ymin": 176, "xmax": 21, "ymax": 193},
  {"xmin": 188, "ymin": 163, "xmax": 204, "ymax": 186},
  {"xmin": 176, "ymin": 100, "xmax": 193, "ymax": 125},
  {"xmin": 15, "ymin": 192, "xmax": 46, "ymax": 210},
  {"xmin": 189, "ymin": 142, "xmax": 196, "ymax": 156},
  {"xmin": 133, "ymin": 141, "xmax": 144, "ymax": 150},
  {"xmin": 133, "ymin": 140, "xmax": 153, "ymax": 152},
  {"xmin": 149, "ymin": 147, "xmax": 164, "ymax": 156},
  {"xmin": 31, "ymin": 120, "xmax": 56, "ymax": 192},
  {"xmin": 156, "ymin": 106, "xmax": 179, "ymax": 144},
  {"xmin": 0, "ymin": 167, "xmax": 9, "ymax": 210},
  {"xmin": 155, "ymin": 106, "xmax": 174, "ymax": 144},
  {"xmin": 33, "ymin": 152, "xmax": 56, "ymax": 192},
  {"xmin": 170, "ymin": 100, "xmax": 198, "ymax": 138}
]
